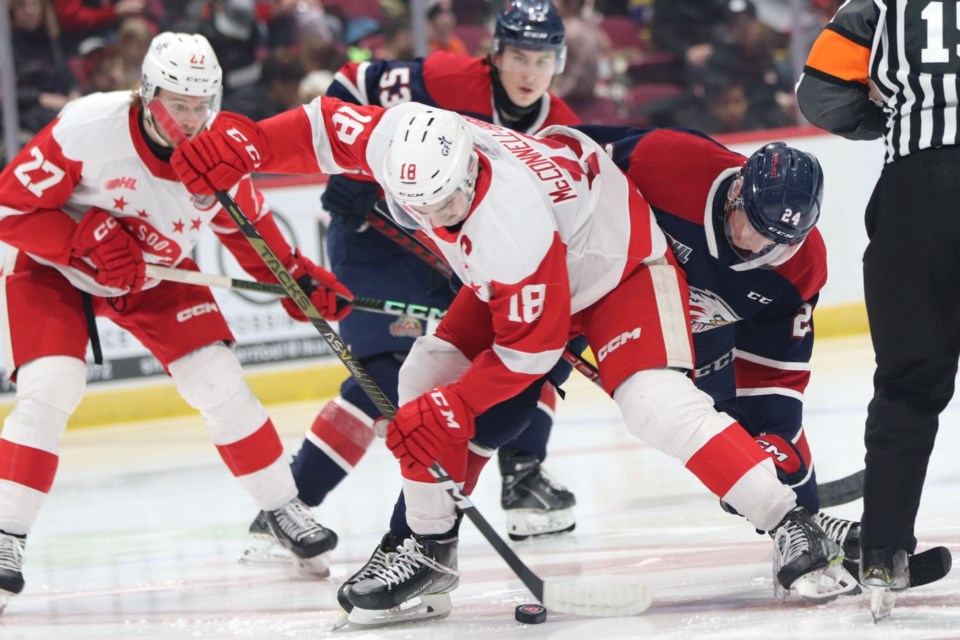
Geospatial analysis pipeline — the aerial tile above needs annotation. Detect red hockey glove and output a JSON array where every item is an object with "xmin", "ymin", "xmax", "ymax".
[
  {"xmin": 71, "ymin": 208, "xmax": 146, "ymax": 293},
  {"xmin": 386, "ymin": 386, "xmax": 475, "ymax": 471},
  {"xmin": 170, "ymin": 113, "xmax": 271, "ymax": 195},
  {"xmin": 281, "ymin": 251, "xmax": 354, "ymax": 322}
]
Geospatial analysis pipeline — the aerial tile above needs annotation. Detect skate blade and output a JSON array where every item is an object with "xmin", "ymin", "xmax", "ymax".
[
  {"xmin": 347, "ymin": 593, "xmax": 451, "ymax": 629},
  {"xmin": 331, "ymin": 607, "xmax": 350, "ymax": 631},
  {"xmin": 0, "ymin": 591, "xmax": 13, "ymax": 615},
  {"xmin": 506, "ymin": 508, "xmax": 576, "ymax": 541},
  {"xmin": 783, "ymin": 561, "xmax": 860, "ymax": 604},
  {"xmin": 870, "ymin": 586, "xmax": 897, "ymax": 622},
  {"xmin": 240, "ymin": 541, "xmax": 331, "ymax": 578}
]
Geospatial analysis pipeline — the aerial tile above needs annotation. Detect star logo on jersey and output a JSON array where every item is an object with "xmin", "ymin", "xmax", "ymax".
[
  {"xmin": 459, "ymin": 235, "xmax": 472, "ymax": 255},
  {"xmin": 173, "ymin": 219, "xmax": 185, "ymax": 233},
  {"xmin": 191, "ymin": 217, "xmax": 202, "ymax": 231},
  {"xmin": 113, "ymin": 196, "xmax": 128, "ymax": 212},
  {"xmin": 137, "ymin": 209, "xmax": 149, "ymax": 218},
  {"xmin": 117, "ymin": 218, "xmax": 182, "ymax": 265},
  {"xmin": 688, "ymin": 285, "xmax": 741, "ymax": 333}
]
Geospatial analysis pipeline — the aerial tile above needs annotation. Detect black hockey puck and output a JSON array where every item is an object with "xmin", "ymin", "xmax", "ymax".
[{"xmin": 515, "ymin": 603, "xmax": 547, "ymax": 624}]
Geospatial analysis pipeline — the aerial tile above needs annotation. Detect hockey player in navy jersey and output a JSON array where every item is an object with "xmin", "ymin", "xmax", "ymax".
[
  {"xmin": 241, "ymin": 0, "xmax": 583, "ymax": 566},
  {"xmin": 575, "ymin": 125, "xmax": 861, "ymax": 562}
]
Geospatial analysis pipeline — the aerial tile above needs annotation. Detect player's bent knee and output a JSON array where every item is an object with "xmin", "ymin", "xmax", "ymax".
[
  {"xmin": 398, "ymin": 335, "xmax": 471, "ymax": 405},
  {"xmin": 2, "ymin": 357, "xmax": 87, "ymax": 446},
  {"xmin": 13, "ymin": 356, "xmax": 87, "ymax": 415},
  {"xmin": 169, "ymin": 344, "xmax": 267, "ymax": 430},
  {"xmin": 614, "ymin": 369, "xmax": 734, "ymax": 462}
]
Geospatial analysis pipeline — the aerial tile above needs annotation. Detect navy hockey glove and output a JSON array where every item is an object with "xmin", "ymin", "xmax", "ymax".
[{"xmin": 321, "ymin": 174, "xmax": 380, "ymax": 231}]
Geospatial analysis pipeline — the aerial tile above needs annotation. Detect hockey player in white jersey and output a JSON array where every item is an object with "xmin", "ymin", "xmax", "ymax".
[
  {"xmin": 170, "ymin": 97, "xmax": 855, "ymax": 624},
  {"xmin": 0, "ymin": 33, "xmax": 353, "ymax": 611}
]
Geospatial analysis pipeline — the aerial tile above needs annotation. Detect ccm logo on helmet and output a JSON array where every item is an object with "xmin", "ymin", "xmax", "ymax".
[
  {"xmin": 429, "ymin": 389, "xmax": 462, "ymax": 430},
  {"xmin": 597, "ymin": 327, "xmax": 642, "ymax": 362},
  {"xmin": 177, "ymin": 302, "xmax": 219, "ymax": 322}
]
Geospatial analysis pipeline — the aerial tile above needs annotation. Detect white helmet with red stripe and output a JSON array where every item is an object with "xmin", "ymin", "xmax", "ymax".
[{"xmin": 384, "ymin": 105, "xmax": 476, "ymax": 205}]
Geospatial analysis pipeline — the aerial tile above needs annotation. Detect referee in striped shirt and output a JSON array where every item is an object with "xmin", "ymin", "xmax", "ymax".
[{"xmin": 797, "ymin": 0, "xmax": 956, "ymax": 595}]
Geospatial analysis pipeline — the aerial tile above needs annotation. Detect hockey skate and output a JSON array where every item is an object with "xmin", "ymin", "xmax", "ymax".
[
  {"xmin": 860, "ymin": 547, "xmax": 909, "ymax": 622},
  {"xmin": 239, "ymin": 500, "xmax": 337, "ymax": 577},
  {"xmin": 500, "ymin": 448, "xmax": 576, "ymax": 541},
  {"xmin": 342, "ymin": 533, "xmax": 459, "ymax": 629},
  {"xmin": 0, "ymin": 531, "xmax": 25, "ymax": 614},
  {"xmin": 812, "ymin": 511, "xmax": 861, "ymax": 561},
  {"xmin": 332, "ymin": 531, "xmax": 404, "ymax": 630},
  {"xmin": 771, "ymin": 507, "xmax": 858, "ymax": 603}
]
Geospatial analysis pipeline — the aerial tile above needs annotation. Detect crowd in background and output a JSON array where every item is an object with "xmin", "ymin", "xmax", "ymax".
[{"xmin": 4, "ymin": 0, "xmax": 844, "ymax": 163}]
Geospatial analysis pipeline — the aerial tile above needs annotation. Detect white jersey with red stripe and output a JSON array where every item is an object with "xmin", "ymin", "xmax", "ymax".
[
  {"xmin": 0, "ymin": 91, "xmax": 269, "ymax": 297},
  {"xmin": 257, "ymin": 98, "xmax": 667, "ymax": 413}
]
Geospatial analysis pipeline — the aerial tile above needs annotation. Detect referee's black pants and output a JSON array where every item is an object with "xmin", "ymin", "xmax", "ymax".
[{"xmin": 861, "ymin": 145, "xmax": 960, "ymax": 553}]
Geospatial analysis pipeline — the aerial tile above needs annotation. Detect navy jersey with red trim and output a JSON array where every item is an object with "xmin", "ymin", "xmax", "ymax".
[
  {"xmin": 576, "ymin": 125, "xmax": 828, "ymax": 439},
  {"xmin": 323, "ymin": 53, "xmax": 580, "ymax": 361},
  {"xmin": 328, "ymin": 52, "xmax": 580, "ymax": 133}
]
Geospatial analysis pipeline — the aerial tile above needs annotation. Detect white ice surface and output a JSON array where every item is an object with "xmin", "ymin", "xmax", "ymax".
[{"xmin": 5, "ymin": 335, "xmax": 958, "ymax": 639}]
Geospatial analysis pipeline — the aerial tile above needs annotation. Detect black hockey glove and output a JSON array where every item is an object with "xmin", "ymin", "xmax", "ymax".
[{"xmin": 321, "ymin": 174, "xmax": 381, "ymax": 231}]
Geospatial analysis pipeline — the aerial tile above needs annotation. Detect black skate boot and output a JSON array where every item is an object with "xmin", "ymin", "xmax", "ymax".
[
  {"xmin": 861, "ymin": 546, "xmax": 909, "ymax": 621},
  {"xmin": 771, "ymin": 507, "xmax": 857, "ymax": 603},
  {"xmin": 0, "ymin": 531, "xmax": 25, "ymax": 613},
  {"xmin": 246, "ymin": 499, "xmax": 337, "ymax": 576},
  {"xmin": 499, "ymin": 447, "xmax": 576, "ymax": 541},
  {"xmin": 813, "ymin": 511, "xmax": 862, "ymax": 583},
  {"xmin": 344, "ymin": 533, "xmax": 459, "ymax": 628},
  {"xmin": 331, "ymin": 531, "xmax": 404, "ymax": 630}
]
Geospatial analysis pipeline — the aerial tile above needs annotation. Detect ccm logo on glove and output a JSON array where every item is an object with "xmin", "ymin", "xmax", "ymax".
[
  {"xmin": 226, "ymin": 127, "xmax": 262, "ymax": 166},
  {"xmin": 430, "ymin": 389, "xmax": 463, "ymax": 430}
]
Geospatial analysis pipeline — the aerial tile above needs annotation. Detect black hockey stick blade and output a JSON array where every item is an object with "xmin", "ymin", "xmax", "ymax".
[
  {"xmin": 818, "ymin": 469, "xmax": 864, "ymax": 508},
  {"xmin": 843, "ymin": 546, "xmax": 952, "ymax": 588},
  {"xmin": 909, "ymin": 546, "xmax": 952, "ymax": 588}
]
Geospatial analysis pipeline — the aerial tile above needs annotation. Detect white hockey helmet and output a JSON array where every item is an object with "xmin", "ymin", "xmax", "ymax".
[
  {"xmin": 139, "ymin": 32, "xmax": 222, "ymax": 119},
  {"xmin": 384, "ymin": 106, "xmax": 477, "ymax": 228}
]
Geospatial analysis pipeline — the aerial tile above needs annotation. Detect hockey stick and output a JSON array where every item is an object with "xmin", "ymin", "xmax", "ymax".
[
  {"xmin": 145, "ymin": 264, "xmax": 447, "ymax": 321},
  {"xmin": 150, "ymin": 102, "xmax": 649, "ymax": 618},
  {"xmin": 565, "ymin": 348, "xmax": 864, "ymax": 508},
  {"xmin": 368, "ymin": 203, "xmax": 455, "ymax": 279}
]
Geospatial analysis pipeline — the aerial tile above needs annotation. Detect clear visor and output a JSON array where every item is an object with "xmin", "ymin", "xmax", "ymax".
[
  {"xmin": 144, "ymin": 90, "xmax": 221, "ymax": 139},
  {"xmin": 497, "ymin": 46, "xmax": 565, "ymax": 77},
  {"xmin": 392, "ymin": 184, "xmax": 473, "ymax": 229},
  {"xmin": 724, "ymin": 204, "xmax": 802, "ymax": 271}
]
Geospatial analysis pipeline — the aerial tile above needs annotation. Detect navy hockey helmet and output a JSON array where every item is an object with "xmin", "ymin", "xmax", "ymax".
[
  {"xmin": 740, "ymin": 142, "xmax": 823, "ymax": 246},
  {"xmin": 492, "ymin": 0, "xmax": 567, "ymax": 73}
]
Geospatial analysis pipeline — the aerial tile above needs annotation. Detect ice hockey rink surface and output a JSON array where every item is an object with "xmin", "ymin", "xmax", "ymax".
[{"xmin": 4, "ymin": 334, "xmax": 958, "ymax": 640}]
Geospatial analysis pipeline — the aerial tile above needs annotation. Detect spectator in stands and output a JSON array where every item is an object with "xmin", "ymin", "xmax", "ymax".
[
  {"xmin": 426, "ymin": 0, "xmax": 467, "ymax": 55},
  {"xmin": 203, "ymin": 0, "xmax": 268, "ymax": 111},
  {"xmin": 77, "ymin": 37, "xmax": 125, "ymax": 93},
  {"xmin": 228, "ymin": 49, "xmax": 306, "ymax": 120},
  {"xmin": 690, "ymin": 0, "xmax": 795, "ymax": 125},
  {"xmin": 52, "ymin": 0, "xmax": 154, "ymax": 56},
  {"xmin": 374, "ymin": 17, "xmax": 414, "ymax": 60},
  {"xmin": 552, "ymin": 0, "xmax": 609, "ymax": 110},
  {"xmin": 670, "ymin": 69, "xmax": 790, "ymax": 134},
  {"xmin": 261, "ymin": 0, "xmax": 342, "ymax": 50},
  {"xmin": 116, "ymin": 15, "xmax": 154, "ymax": 89},
  {"xmin": 11, "ymin": 0, "xmax": 81, "ymax": 134},
  {"xmin": 649, "ymin": 0, "xmax": 727, "ymax": 64}
]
